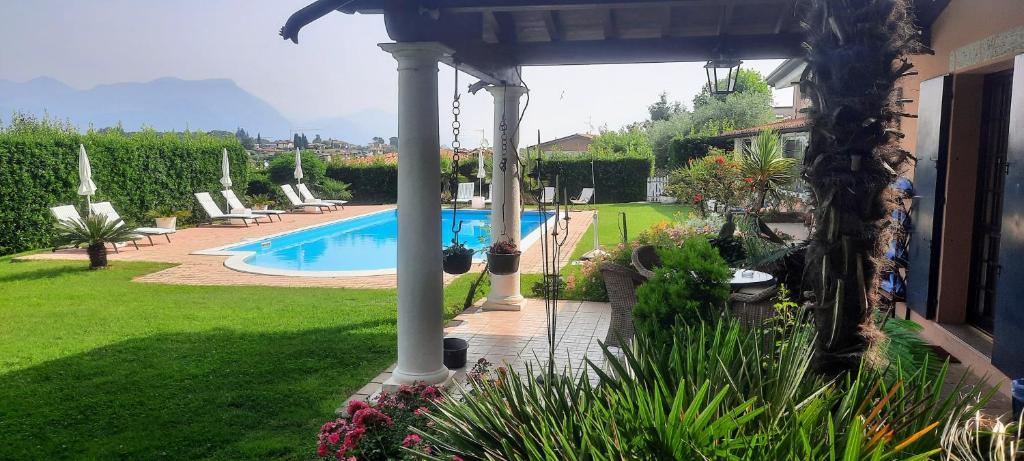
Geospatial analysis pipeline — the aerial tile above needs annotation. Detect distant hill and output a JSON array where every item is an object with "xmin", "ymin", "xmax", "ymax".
[{"xmin": 0, "ymin": 77, "xmax": 293, "ymax": 139}]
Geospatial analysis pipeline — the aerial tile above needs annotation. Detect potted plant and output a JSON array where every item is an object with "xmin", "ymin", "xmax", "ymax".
[
  {"xmin": 54, "ymin": 214, "xmax": 139, "ymax": 269},
  {"xmin": 442, "ymin": 240, "xmax": 475, "ymax": 275},
  {"xmin": 146, "ymin": 206, "xmax": 191, "ymax": 230},
  {"xmin": 487, "ymin": 238, "xmax": 520, "ymax": 275},
  {"xmin": 247, "ymin": 194, "xmax": 274, "ymax": 211}
]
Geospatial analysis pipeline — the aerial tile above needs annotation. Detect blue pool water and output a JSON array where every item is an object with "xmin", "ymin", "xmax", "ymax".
[{"xmin": 226, "ymin": 209, "xmax": 553, "ymax": 273}]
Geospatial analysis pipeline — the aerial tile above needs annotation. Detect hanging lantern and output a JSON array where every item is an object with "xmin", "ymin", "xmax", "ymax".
[{"xmin": 704, "ymin": 58, "xmax": 742, "ymax": 95}]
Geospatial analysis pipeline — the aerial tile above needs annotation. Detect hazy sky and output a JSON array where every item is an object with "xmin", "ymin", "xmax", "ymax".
[{"xmin": 0, "ymin": 0, "xmax": 791, "ymax": 147}]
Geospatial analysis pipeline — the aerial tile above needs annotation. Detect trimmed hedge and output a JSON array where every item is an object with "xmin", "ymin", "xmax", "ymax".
[
  {"xmin": 535, "ymin": 153, "xmax": 654, "ymax": 203},
  {"xmin": 0, "ymin": 120, "xmax": 249, "ymax": 255},
  {"xmin": 326, "ymin": 162, "xmax": 399, "ymax": 204}
]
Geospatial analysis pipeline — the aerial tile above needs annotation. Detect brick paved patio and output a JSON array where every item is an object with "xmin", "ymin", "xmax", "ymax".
[{"xmin": 23, "ymin": 205, "xmax": 592, "ymax": 289}]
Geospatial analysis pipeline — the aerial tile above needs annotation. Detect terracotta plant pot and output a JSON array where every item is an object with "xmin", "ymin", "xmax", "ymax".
[
  {"xmin": 487, "ymin": 251, "xmax": 521, "ymax": 275},
  {"xmin": 442, "ymin": 251, "xmax": 473, "ymax": 275}
]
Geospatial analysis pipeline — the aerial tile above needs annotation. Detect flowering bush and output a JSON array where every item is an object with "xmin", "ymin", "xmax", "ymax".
[
  {"xmin": 666, "ymin": 151, "xmax": 754, "ymax": 216},
  {"xmin": 317, "ymin": 383, "xmax": 445, "ymax": 460}
]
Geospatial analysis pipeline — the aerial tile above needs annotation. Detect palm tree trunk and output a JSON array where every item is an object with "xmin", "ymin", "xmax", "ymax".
[
  {"xmin": 86, "ymin": 243, "xmax": 108, "ymax": 269},
  {"xmin": 800, "ymin": 0, "xmax": 923, "ymax": 375}
]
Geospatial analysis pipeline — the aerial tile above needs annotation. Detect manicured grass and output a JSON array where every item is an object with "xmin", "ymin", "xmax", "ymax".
[
  {"xmin": 569, "ymin": 202, "xmax": 691, "ymax": 260},
  {"xmin": 0, "ymin": 258, "xmax": 483, "ymax": 460}
]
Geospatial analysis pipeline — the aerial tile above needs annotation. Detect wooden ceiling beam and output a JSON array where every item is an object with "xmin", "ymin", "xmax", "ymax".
[
  {"xmin": 543, "ymin": 10, "xmax": 561, "ymax": 41},
  {"xmin": 603, "ymin": 8, "xmax": 618, "ymax": 40},
  {"xmin": 773, "ymin": 0, "xmax": 794, "ymax": 34}
]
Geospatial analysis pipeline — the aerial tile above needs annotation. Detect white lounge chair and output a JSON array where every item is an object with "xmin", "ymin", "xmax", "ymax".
[
  {"xmin": 49, "ymin": 204, "xmax": 138, "ymax": 251},
  {"xmin": 221, "ymin": 189, "xmax": 286, "ymax": 222},
  {"xmin": 571, "ymin": 187, "xmax": 595, "ymax": 205},
  {"xmin": 539, "ymin": 187, "xmax": 556, "ymax": 204},
  {"xmin": 194, "ymin": 192, "xmax": 264, "ymax": 227},
  {"xmin": 455, "ymin": 182, "xmax": 474, "ymax": 203},
  {"xmin": 281, "ymin": 184, "xmax": 333, "ymax": 213},
  {"xmin": 296, "ymin": 183, "xmax": 346, "ymax": 209},
  {"xmin": 90, "ymin": 201, "xmax": 176, "ymax": 244}
]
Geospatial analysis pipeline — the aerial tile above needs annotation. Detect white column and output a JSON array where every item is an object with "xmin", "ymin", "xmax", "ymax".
[
  {"xmin": 483, "ymin": 84, "xmax": 528, "ymax": 311},
  {"xmin": 380, "ymin": 42, "xmax": 452, "ymax": 387}
]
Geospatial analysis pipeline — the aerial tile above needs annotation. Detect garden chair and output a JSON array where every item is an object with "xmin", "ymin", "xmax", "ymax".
[
  {"xmin": 454, "ymin": 182, "xmax": 474, "ymax": 204},
  {"xmin": 729, "ymin": 284, "xmax": 779, "ymax": 328},
  {"xmin": 599, "ymin": 262, "xmax": 646, "ymax": 347},
  {"xmin": 194, "ymin": 192, "xmax": 264, "ymax": 227},
  {"xmin": 570, "ymin": 187, "xmax": 594, "ymax": 206},
  {"xmin": 49, "ymin": 205, "xmax": 138, "ymax": 252},
  {"xmin": 280, "ymin": 185, "xmax": 334, "ymax": 213},
  {"xmin": 539, "ymin": 187, "xmax": 556, "ymax": 204},
  {"xmin": 90, "ymin": 201, "xmax": 175, "ymax": 244},
  {"xmin": 221, "ymin": 189, "xmax": 286, "ymax": 221},
  {"xmin": 297, "ymin": 183, "xmax": 347, "ymax": 209}
]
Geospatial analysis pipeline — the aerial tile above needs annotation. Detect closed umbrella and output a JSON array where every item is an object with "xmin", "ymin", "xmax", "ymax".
[
  {"xmin": 293, "ymin": 147, "xmax": 304, "ymax": 183},
  {"xmin": 220, "ymin": 148, "xmax": 233, "ymax": 189},
  {"xmin": 77, "ymin": 144, "xmax": 97, "ymax": 215},
  {"xmin": 476, "ymin": 137, "xmax": 488, "ymax": 196}
]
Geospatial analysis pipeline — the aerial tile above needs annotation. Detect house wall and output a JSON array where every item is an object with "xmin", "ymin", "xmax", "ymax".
[
  {"xmin": 538, "ymin": 135, "xmax": 592, "ymax": 154},
  {"xmin": 897, "ymin": 0, "xmax": 1024, "ymax": 367}
]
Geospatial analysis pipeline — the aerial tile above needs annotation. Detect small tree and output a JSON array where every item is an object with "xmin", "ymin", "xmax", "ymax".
[
  {"xmin": 741, "ymin": 130, "xmax": 797, "ymax": 212},
  {"xmin": 55, "ymin": 215, "xmax": 138, "ymax": 269}
]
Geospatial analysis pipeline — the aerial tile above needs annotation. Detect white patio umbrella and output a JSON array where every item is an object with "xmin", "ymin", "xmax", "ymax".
[
  {"xmin": 293, "ymin": 147, "xmax": 304, "ymax": 183},
  {"xmin": 219, "ymin": 148, "xmax": 233, "ymax": 189},
  {"xmin": 476, "ymin": 136, "xmax": 489, "ymax": 196},
  {"xmin": 77, "ymin": 144, "xmax": 97, "ymax": 215}
]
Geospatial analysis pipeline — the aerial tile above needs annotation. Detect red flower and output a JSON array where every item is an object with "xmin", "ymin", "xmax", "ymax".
[
  {"xmin": 414, "ymin": 406, "xmax": 430, "ymax": 416},
  {"xmin": 693, "ymin": 193, "xmax": 703, "ymax": 204},
  {"xmin": 401, "ymin": 434, "xmax": 423, "ymax": 447},
  {"xmin": 420, "ymin": 385, "xmax": 442, "ymax": 401},
  {"xmin": 453, "ymin": 456, "xmax": 465, "ymax": 461},
  {"xmin": 345, "ymin": 400, "xmax": 368, "ymax": 416},
  {"xmin": 743, "ymin": 177, "xmax": 754, "ymax": 184},
  {"xmin": 342, "ymin": 427, "xmax": 365, "ymax": 451},
  {"xmin": 352, "ymin": 407, "xmax": 393, "ymax": 428},
  {"xmin": 317, "ymin": 443, "xmax": 328, "ymax": 457},
  {"xmin": 714, "ymin": 157, "xmax": 726, "ymax": 166},
  {"xmin": 327, "ymin": 431, "xmax": 341, "ymax": 445}
]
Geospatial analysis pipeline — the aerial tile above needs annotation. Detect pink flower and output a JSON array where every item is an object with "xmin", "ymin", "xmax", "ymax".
[
  {"xmin": 402, "ymin": 434, "xmax": 423, "ymax": 447},
  {"xmin": 352, "ymin": 407, "xmax": 393, "ymax": 427},
  {"xmin": 420, "ymin": 385, "xmax": 442, "ymax": 401},
  {"xmin": 414, "ymin": 406, "xmax": 430, "ymax": 416},
  {"xmin": 342, "ymin": 427, "xmax": 365, "ymax": 451},
  {"xmin": 317, "ymin": 443, "xmax": 328, "ymax": 457},
  {"xmin": 453, "ymin": 456, "xmax": 465, "ymax": 461},
  {"xmin": 327, "ymin": 431, "xmax": 340, "ymax": 445},
  {"xmin": 345, "ymin": 400, "xmax": 368, "ymax": 416}
]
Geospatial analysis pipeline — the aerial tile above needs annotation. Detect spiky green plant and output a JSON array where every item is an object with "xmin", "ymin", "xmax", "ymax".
[
  {"xmin": 55, "ymin": 214, "xmax": 138, "ymax": 269},
  {"xmin": 741, "ymin": 130, "xmax": 797, "ymax": 212},
  {"xmin": 414, "ymin": 317, "xmax": 988, "ymax": 460},
  {"xmin": 800, "ymin": 0, "xmax": 926, "ymax": 375}
]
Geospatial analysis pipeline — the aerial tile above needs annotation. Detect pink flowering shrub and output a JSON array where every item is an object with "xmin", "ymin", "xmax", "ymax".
[{"xmin": 317, "ymin": 383, "xmax": 446, "ymax": 460}]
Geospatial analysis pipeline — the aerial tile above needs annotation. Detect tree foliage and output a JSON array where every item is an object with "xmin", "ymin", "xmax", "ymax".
[{"xmin": 648, "ymin": 91, "xmax": 685, "ymax": 122}]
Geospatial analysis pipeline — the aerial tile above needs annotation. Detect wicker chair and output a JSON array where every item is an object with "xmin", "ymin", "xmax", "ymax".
[
  {"xmin": 631, "ymin": 245, "xmax": 662, "ymax": 280},
  {"xmin": 729, "ymin": 283, "xmax": 779, "ymax": 328},
  {"xmin": 599, "ymin": 262, "xmax": 646, "ymax": 347}
]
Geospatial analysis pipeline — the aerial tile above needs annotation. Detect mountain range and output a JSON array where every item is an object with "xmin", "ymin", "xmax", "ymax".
[{"xmin": 0, "ymin": 77, "xmax": 396, "ymax": 144}]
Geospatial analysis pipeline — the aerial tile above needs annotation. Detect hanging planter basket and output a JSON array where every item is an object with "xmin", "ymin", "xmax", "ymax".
[
  {"xmin": 487, "ymin": 251, "xmax": 521, "ymax": 275},
  {"xmin": 443, "ymin": 251, "xmax": 474, "ymax": 275}
]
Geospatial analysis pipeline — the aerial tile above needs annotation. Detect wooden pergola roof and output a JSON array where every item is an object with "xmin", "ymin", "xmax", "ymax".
[{"xmin": 281, "ymin": 0, "xmax": 950, "ymax": 84}]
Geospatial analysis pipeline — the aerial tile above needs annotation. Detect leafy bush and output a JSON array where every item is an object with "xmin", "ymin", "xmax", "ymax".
[
  {"xmin": 666, "ymin": 152, "xmax": 752, "ymax": 216},
  {"xmin": 317, "ymin": 383, "xmax": 444, "ymax": 460},
  {"xmin": 326, "ymin": 162, "xmax": 398, "ymax": 204},
  {"xmin": 245, "ymin": 170, "xmax": 276, "ymax": 197},
  {"xmin": 633, "ymin": 237, "xmax": 732, "ymax": 334},
  {"xmin": 315, "ymin": 178, "xmax": 353, "ymax": 201},
  {"xmin": 666, "ymin": 135, "xmax": 713, "ymax": 169},
  {"xmin": 0, "ymin": 115, "xmax": 249, "ymax": 255},
  {"xmin": 268, "ymin": 150, "xmax": 325, "ymax": 186}
]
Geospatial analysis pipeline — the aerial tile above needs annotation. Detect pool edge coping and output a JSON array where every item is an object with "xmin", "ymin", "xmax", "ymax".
[{"xmin": 193, "ymin": 207, "xmax": 558, "ymax": 278}]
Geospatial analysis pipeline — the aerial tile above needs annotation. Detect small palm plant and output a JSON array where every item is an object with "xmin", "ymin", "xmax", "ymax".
[
  {"xmin": 55, "ymin": 214, "xmax": 138, "ymax": 269},
  {"xmin": 741, "ymin": 130, "xmax": 797, "ymax": 212}
]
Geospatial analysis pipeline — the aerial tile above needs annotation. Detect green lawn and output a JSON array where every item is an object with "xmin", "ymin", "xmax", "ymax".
[
  {"xmin": 569, "ymin": 203, "xmax": 691, "ymax": 259},
  {"xmin": 0, "ymin": 257, "xmax": 480, "ymax": 460}
]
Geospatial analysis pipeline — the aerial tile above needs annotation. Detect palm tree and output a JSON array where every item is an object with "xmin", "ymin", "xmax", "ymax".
[
  {"xmin": 800, "ymin": 0, "xmax": 924, "ymax": 375},
  {"xmin": 55, "ymin": 214, "xmax": 138, "ymax": 269},
  {"xmin": 741, "ymin": 130, "xmax": 797, "ymax": 212}
]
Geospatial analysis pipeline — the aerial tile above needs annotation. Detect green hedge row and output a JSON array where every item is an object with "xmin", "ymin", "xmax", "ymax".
[
  {"xmin": 534, "ymin": 153, "xmax": 654, "ymax": 203},
  {"xmin": 326, "ymin": 163, "xmax": 399, "ymax": 204},
  {"xmin": 0, "ymin": 119, "xmax": 249, "ymax": 255}
]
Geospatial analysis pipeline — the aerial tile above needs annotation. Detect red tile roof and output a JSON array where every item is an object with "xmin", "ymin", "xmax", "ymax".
[{"xmin": 714, "ymin": 116, "xmax": 810, "ymax": 139}]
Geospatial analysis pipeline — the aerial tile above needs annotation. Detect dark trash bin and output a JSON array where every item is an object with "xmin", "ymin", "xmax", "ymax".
[{"xmin": 443, "ymin": 337, "xmax": 469, "ymax": 369}]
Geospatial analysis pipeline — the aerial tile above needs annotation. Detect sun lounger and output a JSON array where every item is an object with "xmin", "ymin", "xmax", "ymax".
[
  {"xmin": 221, "ymin": 189, "xmax": 286, "ymax": 221},
  {"xmin": 281, "ymin": 185, "xmax": 334, "ymax": 213},
  {"xmin": 296, "ymin": 183, "xmax": 347, "ymax": 209},
  {"xmin": 90, "ymin": 201, "xmax": 176, "ymax": 244},
  {"xmin": 194, "ymin": 192, "xmax": 264, "ymax": 226}
]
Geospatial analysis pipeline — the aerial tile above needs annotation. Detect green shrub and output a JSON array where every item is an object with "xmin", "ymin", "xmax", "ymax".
[
  {"xmin": 533, "ymin": 152, "xmax": 653, "ymax": 203},
  {"xmin": 0, "ymin": 116, "xmax": 248, "ymax": 255},
  {"xmin": 245, "ymin": 170, "xmax": 276, "ymax": 197},
  {"xmin": 267, "ymin": 150, "xmax": 325, "ymax": 186},
  {"xmin": 632, "ymin": 237, "xmax": 731, "ymax": 334},
  {"xmin": 326, "ymin": 162, "xmax": 398, "ymax": 204},
  {"xmin": 666, "ymin": 135, "xmax": 714, "ymax": 169},
  {"xmin": 314, "ymin": 177, "xmax": 353, "ymax": 201}
]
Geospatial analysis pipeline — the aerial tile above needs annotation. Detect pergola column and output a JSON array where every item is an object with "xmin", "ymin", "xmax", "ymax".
[
  {"xmin": 379, "ymin": 42, "xmax": 452, "ymax": 387},
  {"xmin": 483, "ymin": 84, "xmax": 528, "ymax": 311}
]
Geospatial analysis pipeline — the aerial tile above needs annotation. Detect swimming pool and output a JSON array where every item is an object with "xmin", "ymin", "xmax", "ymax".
[{"xmin": 198, "ymin": 209, "xmax": 555, "ymax": 276}]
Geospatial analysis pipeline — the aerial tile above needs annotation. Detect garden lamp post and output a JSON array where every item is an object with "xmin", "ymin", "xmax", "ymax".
[{"xmin": 704, "ymin": 57, "xmax": 742, "ymax": 95}]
